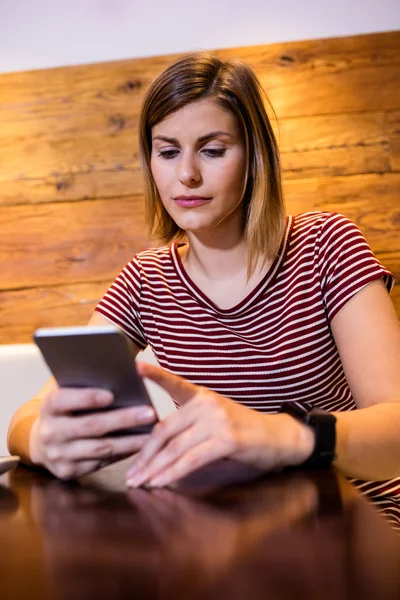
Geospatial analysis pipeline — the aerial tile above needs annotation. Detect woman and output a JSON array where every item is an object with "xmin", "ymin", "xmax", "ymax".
[{"xmin": 7, "ymin": 53, "xmax": 400, "ymax": 507}]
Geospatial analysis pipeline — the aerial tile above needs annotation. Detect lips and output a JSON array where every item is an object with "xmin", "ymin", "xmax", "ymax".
[{"xmin": 174, "ymin": 196, "xmax": 211, "ymax": 208}]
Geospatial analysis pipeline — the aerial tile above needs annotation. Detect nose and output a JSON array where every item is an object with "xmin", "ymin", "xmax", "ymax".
[{"xmin": 177, "ymin": 152, "xmax": 201, "ymax": 186}]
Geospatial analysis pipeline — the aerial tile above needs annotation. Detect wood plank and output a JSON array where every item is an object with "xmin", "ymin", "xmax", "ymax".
[
  {"xmin": 387, "ymin": 110, "xmax": 400, "ymax": 171},
  {"xmin": 284, "ymin": 172, "xmax": 400, "ymax": 256},
  {"xmin": 0, "ymin": 57, "xmax": 167, "ymax": 122},
  {"xmin": 0, "ymin": 120, "xmax": 138, "ymax": 182},
  {"xmin": 278, "ymin": 111, "xmax": 390, "ymax": 178},
  {"xmin": 0, "ymin": 196, "xmax": 151, "ymax": 290},
  {"xmin": 0, "ymin": 281, "xmax": 110, "ymax": 344},
  {"xmin": 0, "ymin": 113, "xmax": 139, "ymax": 180},
  {"xmin": 0, "ymin": 170, "xmax": 143, "ymax": 206},
  {"xmin": 0, "ymin": 111, "xmax": 391, "ymax": 202},
  {"xmin": 281, "ymin": 144, "xmax": 389, "ymax": 179},
  {"xmin": 231, "ymin": 31, "xmax": 400, "ymax": 117},
  {"xmin": 1, "ymin": 32, "xmax": 399, "ymax": 123}
]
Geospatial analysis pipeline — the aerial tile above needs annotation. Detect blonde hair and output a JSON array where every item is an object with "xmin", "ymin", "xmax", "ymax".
[{"xmin": 138, "ymin": 52, "xmax": 285, "ymax": 277}]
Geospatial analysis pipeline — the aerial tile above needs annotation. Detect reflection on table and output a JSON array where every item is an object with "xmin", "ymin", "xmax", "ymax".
[{"xmin": 0, "ymin": 462, "xmax": 398, "ymax": 600}]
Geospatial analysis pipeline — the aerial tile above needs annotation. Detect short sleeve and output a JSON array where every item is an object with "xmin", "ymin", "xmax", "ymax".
[
  {"xmin": 317, "ymin": 213, "xmax": 395, "ymax": 322},
  {"xmin": 95, "ymin": 257, "xmax": 148, "ymax": 349}
]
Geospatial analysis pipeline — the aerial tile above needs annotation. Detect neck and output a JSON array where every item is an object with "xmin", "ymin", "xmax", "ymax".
[{"xmin": 182, "ymin": 227, "xmax": 249, "ymax": 281}]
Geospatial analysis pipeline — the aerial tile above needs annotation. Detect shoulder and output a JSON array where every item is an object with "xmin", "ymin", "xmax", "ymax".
[
  {"xmin": 124, "ymin": 245, "xmax": 172, "ymax": 273},
  {"xmin": 289, "ymin": 211, "xmax": 363, "ymax": 247},
  {"xmin": 290, "ymin": 211, "xmax": 353, "ymax": 232},
  {"xmin": 111, "ymin": 245, "xmax": 172, "ymax": 293},
  {"xmin": 133, "ymin": 244, "xmax": 172, "ymax": 263}
]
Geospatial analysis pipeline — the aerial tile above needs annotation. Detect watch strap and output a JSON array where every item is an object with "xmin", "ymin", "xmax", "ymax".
[{"xmin": 279, "ymin": 402, "xmax": 337, "ymax": 469}]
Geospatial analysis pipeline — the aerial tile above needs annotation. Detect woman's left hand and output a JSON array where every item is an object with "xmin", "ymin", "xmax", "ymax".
[{"xmin": 126, "ymin": 363, "xmax": 314, "ymax": 488}]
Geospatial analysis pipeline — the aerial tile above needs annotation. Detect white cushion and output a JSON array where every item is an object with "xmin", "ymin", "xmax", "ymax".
[{"xmin": 0, "ymin": 344, "xmax": 51, "ymax": 455}]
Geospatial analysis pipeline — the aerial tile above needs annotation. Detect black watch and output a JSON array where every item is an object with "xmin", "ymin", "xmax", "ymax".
[{"xmin": 279, "ymin": 402, "xmax": 337, "ymax": 469}]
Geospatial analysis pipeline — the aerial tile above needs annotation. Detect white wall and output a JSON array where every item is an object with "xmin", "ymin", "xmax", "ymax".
[{"xmin": 0, "ymin": 0, "xmax": 399, "ymax": 74}]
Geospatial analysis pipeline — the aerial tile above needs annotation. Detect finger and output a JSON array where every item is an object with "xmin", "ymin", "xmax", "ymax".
[
  {"xmin": 41, "ymin": 405, "xmax": 156, "ymax": 443},
  {"xmin": 74, "ymin": 405, "xmax": 156, "ymax": 439},
  {"xmin": 136, "ymin": 362, "xmax": 199, "ymax": 405},
  {"xmin": 45, "ymin": 434, "xmax": 150, "ymax": 463},
  {"xmin": 126, "ymin": 425, "xmax": 209, "ymax": 487},
  {"xmin": 126, "ymin": 406, "xmax": 198, "ymax": 477},
  {"xmin": 43, "ymin": 387, "xmax": 114, "ymax": 416},
  {"xmin": 147, "ymin": 440, "xmax": 227, "ymax": 488},
  {"xmin": 49, "ymin": 459, "xmax": 101, "ymax": 480}
]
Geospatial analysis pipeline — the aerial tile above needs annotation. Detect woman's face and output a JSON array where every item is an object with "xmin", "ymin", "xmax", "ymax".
[{"xmin": 150, "ymin": 99, "xmax": 246, "ymax": 237}]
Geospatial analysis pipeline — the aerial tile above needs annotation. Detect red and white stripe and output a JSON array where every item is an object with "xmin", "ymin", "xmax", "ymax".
[{"xmin": 96, "ymin": 211, "xmax": 399, "ymax": 531}]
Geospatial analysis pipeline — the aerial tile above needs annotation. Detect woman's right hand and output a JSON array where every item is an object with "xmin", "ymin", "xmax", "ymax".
[{"xmin": 29, "ymin": 381, "xmax": 157, "ymax": 480}]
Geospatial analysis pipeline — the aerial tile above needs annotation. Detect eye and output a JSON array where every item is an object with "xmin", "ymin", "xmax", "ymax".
[
  {"xmin": 202, "ymin": 148, "xmax": 226, "ymax": 158},
  {"xmin": 156, "ymin": 148, "xmax": 226, "ymax": 160},
  {"xmin": 158, "ymin": 150, "xmax": 179, "ymax": 159}
]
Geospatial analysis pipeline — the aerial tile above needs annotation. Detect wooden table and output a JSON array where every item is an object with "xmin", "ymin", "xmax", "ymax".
[{"xmin": 0, "ymin": 460, "xmax": 399, "ymax": 600}]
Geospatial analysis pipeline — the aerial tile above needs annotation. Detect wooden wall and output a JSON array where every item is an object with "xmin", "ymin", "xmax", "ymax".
[{"xmin": 0, "ymin": 31, "xmax": 399, "ymax": 343}]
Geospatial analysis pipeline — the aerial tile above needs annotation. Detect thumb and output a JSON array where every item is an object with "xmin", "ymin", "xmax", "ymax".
[{"xmin": 136, "ymin": 361, "xmax": 198, "ymax": 405}]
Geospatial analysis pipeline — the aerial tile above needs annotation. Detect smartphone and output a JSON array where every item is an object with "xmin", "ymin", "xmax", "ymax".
[{"xmin": 33, "ymin": 325, "xmax": 157, "ymax": 435}]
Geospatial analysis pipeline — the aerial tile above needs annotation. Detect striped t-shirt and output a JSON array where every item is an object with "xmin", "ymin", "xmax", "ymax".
[{"xmin": 96, "ymin": 211, "xmax": 399, "ymax": 528}]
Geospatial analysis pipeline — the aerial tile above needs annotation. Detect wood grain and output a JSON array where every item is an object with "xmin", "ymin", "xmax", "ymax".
[
  {"xmin": 0, "ymin": 110, "xmax": 393, "ymax": 208},
  {"xmin": 284, "ymin": 172, "xmax": 400, "ymax": 252},
  {"xmin": 387, "ymin": 110, "xmax": 400, "ymax": 171},
  {"xmin": 0, "ymin": 282, "xmax": 109, "ymax": 344},
  {"xmin": 0, "ymin": 170, "xmax": 142, "ymax": 206},
  {"xmin": 0, "ymin": 111, "xmax": 391, "ymax": 196},
  {"xmin": 0, "ymin": 30, "xmax": 399, "ymax": 342},
  {"xmin": 1, "ymin": 31, "xmax": 398, "ymax": 121},
  {"xmin": 0, "ymin": 196, "xmax": 149, "ymax": 290}
]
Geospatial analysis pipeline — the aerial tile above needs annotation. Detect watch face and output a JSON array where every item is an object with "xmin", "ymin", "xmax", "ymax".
[
  {"xmin": 279, "ymin": 405, "xmax": 336, "ymax": 469},
  {"xmin": 305, "ymin": 412, "xmax": 337, "ymax": 468}
]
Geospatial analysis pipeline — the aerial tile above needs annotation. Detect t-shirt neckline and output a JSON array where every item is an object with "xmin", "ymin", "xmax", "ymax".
[{"xmin": 170, "ymin": 217, "xmax": 293, "ymax": 316}]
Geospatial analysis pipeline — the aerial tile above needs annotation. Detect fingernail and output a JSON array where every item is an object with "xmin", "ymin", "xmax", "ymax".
[
  {"xmin": 95, "ymin": 390, "xmax": 113, "ymax": 405},
  {"xmin": 126, "ymin": 453, "xmax": 146, "ymax": 477},
  {"xmin": 126, "ymin": 464, "xmax": 139, "ymax": 478},
  {"xmin": 137, "ymin": 406, "xmax": 155, "ymax": 423},
  {"xmin": 126, "ymin": 473, "xmax": 147, "ymax": 488}
]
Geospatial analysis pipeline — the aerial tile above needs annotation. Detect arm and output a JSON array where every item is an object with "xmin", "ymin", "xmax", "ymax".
[
  {"xmin": 7, "ymin": 312, "xmax": 151, "ymax": 475},
  {"xmin": 329, "ymin": 279, "xmax": 400, "ymax": 480},
  {"xmin": 7, "ymin": 378, "xmax": 56, "ymax": 465}
]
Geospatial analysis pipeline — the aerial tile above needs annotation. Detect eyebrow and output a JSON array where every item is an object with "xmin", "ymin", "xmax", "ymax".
[{"xmin": 152, "ymin": 130, "xmax": 234, "ymax": 144}]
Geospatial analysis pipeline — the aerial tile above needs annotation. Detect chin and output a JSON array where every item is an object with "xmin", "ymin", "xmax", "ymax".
[
  {"xmin": 178, "ymin": 222, "xmax": 219, "ymax": 235},
  {"xmin": 172, "ymin": 215, "xmax": 215, "ymax": 232}
]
